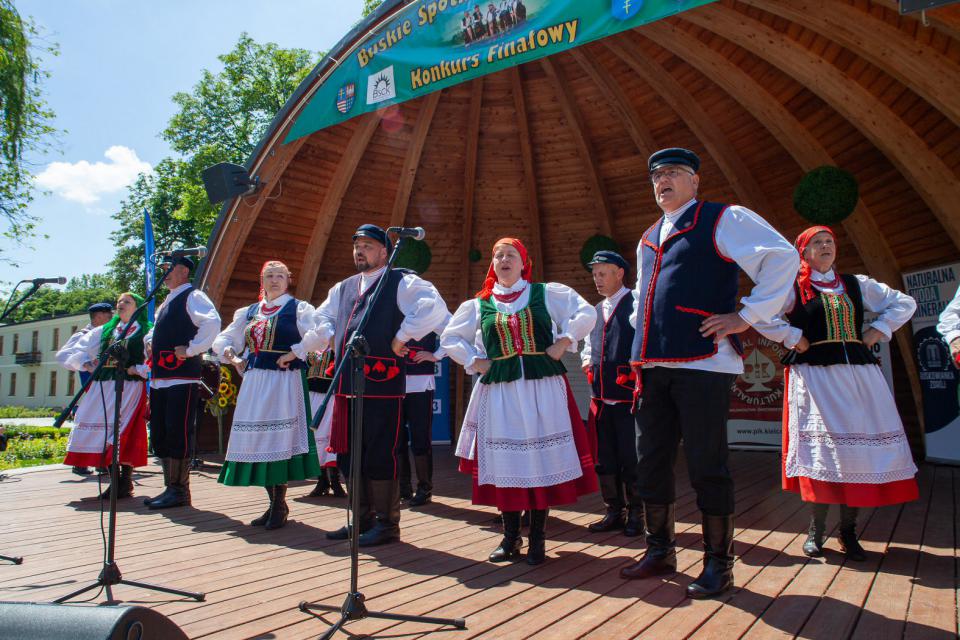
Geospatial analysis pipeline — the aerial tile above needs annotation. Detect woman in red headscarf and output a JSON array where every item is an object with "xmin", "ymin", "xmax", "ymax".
[
  {"xmin": 755, "ymin": 226, "xmax": 918, "ymax": 561},
  {"xmin": 440, "ymin": 238, "xmax": 598, "ymax": 565}
]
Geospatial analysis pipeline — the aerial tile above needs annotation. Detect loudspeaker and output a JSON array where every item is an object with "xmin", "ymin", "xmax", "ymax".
[
  {"xmin": 0, "ymin": 602, "xmax": 188, "ymax": 640},
  {"xmin": 201, "ymin": 162, "xmax": 257, "ymax": 204}
]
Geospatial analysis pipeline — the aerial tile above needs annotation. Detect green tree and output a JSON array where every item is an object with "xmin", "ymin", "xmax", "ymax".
[
  {"xmin": 362, "ymin": 0, "xmax": 386, "ymax": 17},
  {"xmin": 0, "ymin": 0, "xmax": 57, "ymax": 257},
  {"xmin": 1, "ymin": 273, "xmax": 118, "ymax": 324},
  {"xmin": 109, "ymin": 34, "xmax": 318, "ymax": 290}
]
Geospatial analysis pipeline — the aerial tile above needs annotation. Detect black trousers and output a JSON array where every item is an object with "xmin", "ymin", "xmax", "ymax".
[
  {"xmin": 336, "ymin": 396, "xmax": 403, "ymax": 482},
  {"xmin": 594, "ymin": 400, "xmax": 638, "ymax": 479},
  {"xmin": 635, "ymin": 367, "xmax": 736, "ymax": 516},
  {"xmin": 398, "ymin": 390, "xmax": 434, "ymax": 457},
  {"xmin": 148, "ymin": 383, "xmax": 199, "ymax": 459}
]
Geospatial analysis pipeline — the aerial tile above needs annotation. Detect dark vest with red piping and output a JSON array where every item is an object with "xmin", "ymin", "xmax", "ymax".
[
  {"xmin": 334, "ymin": 269, "xmax": 406, "ymax": 397},
  {"xmin": 243, "ymin": 298, "xmax": 306, "ymax": 371},
  {"xmin": 589, "ymin": 292, "xmax": 635, "ymax": 403},
  {"xmin": 405, "ymin": 332, "xmax": 439, "ymax": 377},
  {"xmin": 784, "ymin": 274, "xmax": 878, "ymax": 367},
  {"xmin": 151, "ymin": 287, "xmax": 201, "ymax": 380},
  {"xmin": 630, "ymin": 201, "xmax": 740, "ymax": 364}
]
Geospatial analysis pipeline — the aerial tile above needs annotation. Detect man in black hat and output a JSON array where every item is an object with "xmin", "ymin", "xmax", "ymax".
[
  {"xmin": 581, "ymin": 250, "xmax": 643, "ymax": 537},
  {"xmin": 309, "ymin": 224, "xmax": 448, "ymax": 546},
  {"xmin": 620, "ymin": 148, "xmax": 798, "ymax": 598},
  {"xmin": 142, "ymin": 255, "xmax": 221, "ymax": 509},
  {"xmin": 57, "ymin": 302, "xmax": 116, "ymax": 475}
]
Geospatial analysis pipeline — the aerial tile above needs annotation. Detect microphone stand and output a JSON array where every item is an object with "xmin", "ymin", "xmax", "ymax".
[
  {"xmin": 0, "ymin": 280, "xmax": 58, "ymax": 566},
  {"xmin": 298, "ymin": 235, "xmax": 466, "ymax": 639},
  {"xmin": 51, "ymin": 258, "xmax": 205, "ymax": 604}
]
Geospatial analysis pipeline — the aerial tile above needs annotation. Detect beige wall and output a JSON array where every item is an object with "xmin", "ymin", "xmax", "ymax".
[{"xmin": 0, "ymin": 314, "xmax": 87, "ymax": 409}]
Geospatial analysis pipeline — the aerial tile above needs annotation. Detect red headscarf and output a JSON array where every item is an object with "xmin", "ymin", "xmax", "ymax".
[
  {"xmin": 476, "ymin": 238, "xmax": 533, "ymax": 300},
  {"xmin": 258, "ymin": 260, "xmax": 292, "ymax": 302},
  {"xmin": 794, "ymin": 226, "xmax": 834, "ymax": 305}
]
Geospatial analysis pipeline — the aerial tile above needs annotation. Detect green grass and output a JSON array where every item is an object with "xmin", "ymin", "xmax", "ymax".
[
  {"xmin": 0, "ymin": 406, "xmax": 60, "ymax": 419},
  {"xmin": 0, "ymin": 434, "xmax": 69, "ymax": 470}
]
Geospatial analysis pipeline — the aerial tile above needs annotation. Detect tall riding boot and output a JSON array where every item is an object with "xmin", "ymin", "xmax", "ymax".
[
  {"xmin": 326, "ymin": 475, "xmax": 374, "ymax": 539},
  {"xmin": 308, "ymin": 470, "xmax": 331, "ymax": 497},
  {"xmin": 251, "ymin": 486, "xmax": 275, "ymax": 526},
  {"xmin": 149, "ymin": 458, "xmax": 190, "ymax": 509},
  {"xmin": 838, "ymin": 505, "xmax": 866, "ymax": 561},
  {"xmin": 266, "ymin": 484, "xmax": 289, "ymax": 530},
  {"xmin": 359, "ymin": 479, "xmax": 401, "ymax": 546},
  {"xmin": 398, "ymin": 451, "xmax": 413, "ymax": 500},
  {"xmin": 589, "ymin": 474, "xmax": 626, "ymax": 532},
  {"xmin": 118, "ymin": 465, "xmax": 134, "ymax": 498},
  {"xmin": 802, "ymin": 503, "xmax": 829, "ymax": 557},
  {"xmin": 489, "ymin": 511, "xmax": 523, "ymax": 562},
  {"xmin": 408, "ymin": 454, "xmax": 433, "ymax": 507},
  {"xmin": 623, "ymin": 478, "xmax": 645, "ymax": 538},
  {"xmin": 620, "ymin": 503, "xmax": 677, "ymax": 579},
  {"xmin": 143, "ymin": 458, "xmax": 171, "ymax": 506},
  {"xmin": 687, "ymin": 514, "xmax": 735, "ymax": 599},
  {"xmin": 527, "ymin": 509, "xmax": 548, "ymax": 565},
  {"xmin": 329, "ymin": 467, "xmax": 346, "ymax": 497}
]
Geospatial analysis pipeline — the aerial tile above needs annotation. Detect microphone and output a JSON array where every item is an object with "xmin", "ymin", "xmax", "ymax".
[
  {"xmin": 26, "ymin": 277, "xmax": 67, "ymax": 286},
  {"xmin": 387, "ymin": 226, "xmax": 426, "ymax": 241},
  {"xmin": 161, "ymin": 247, "xmax": 207, "ymax": 259}
]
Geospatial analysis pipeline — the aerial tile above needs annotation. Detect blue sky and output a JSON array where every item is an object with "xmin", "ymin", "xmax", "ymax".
[{"xmin": 1, "ymin": 0, "xmax": 366, "ymax": 286}]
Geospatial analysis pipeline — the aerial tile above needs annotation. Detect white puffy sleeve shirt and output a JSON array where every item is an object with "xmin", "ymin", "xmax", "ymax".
[
  {"xmin": 212, "ymin": 295, "xmax": 318, "ymax": 363},
  {"xmin": 937, "ymin": 285, "xmax": 960, "ymax": 346}
]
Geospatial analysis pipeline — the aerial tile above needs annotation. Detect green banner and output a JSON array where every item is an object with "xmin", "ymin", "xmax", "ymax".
[{"xmin": 285, "ymin": 0, "xmax": 715, "ymax": 143}]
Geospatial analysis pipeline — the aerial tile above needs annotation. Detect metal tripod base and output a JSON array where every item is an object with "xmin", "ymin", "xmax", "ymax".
[
  {"xmin": 1, "ymin": 554, "xmax": 23, "ymax": 565},
  {"xmin": 299, "ymin": 591, "xmax": 465, "ymax": 640},
  {"xmin": 53, "ymin": 561, "xmax": 205, "ymax": 604}
]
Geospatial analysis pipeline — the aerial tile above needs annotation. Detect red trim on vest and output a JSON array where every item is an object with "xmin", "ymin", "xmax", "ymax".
[
  {"xmin": 595, "ymin": 294, "xmax": 633, "ymax": 403},
  {"xmin": 712, "ymin": 205, "xmax": 735, "ymax": 263},
  {"xmin": 675, "ymin": 305, "xmax": 712, "ymax": 317}
]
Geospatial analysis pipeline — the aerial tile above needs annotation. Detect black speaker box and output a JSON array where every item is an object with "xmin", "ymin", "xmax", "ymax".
[{"xmin": 0, "ymin": 602, "xmax": 188, "ymax": 640}]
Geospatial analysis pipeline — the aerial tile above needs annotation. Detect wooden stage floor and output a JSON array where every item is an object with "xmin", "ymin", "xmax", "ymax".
[{"xmin": 1, "ymin": 449, "xmax": 957, "ymax": 639}]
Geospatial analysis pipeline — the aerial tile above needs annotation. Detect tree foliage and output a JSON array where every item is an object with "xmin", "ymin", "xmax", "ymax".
[
  {"xmin": 1, "ymin": 273, "xmax": 118, "ymax": 324},
  {"xmin": 0, "ymin": 0, "xmax": 57, "ymax": 257},
  {"xmin": 362, "ymin": 0, "xmax": 386, "ymax": 17},
  {"xmin": 109, "ymin": 34, "xmax": 319, "ymax": 290}
]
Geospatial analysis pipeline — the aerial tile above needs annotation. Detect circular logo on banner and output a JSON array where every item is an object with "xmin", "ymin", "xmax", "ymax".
[
  {"xmin": 730, "ymin": 332, "xmax": 787, "ymax": 421},
  {"xmin": 915, "ymin": 326, "xmax": 959, "ymax": 433}
]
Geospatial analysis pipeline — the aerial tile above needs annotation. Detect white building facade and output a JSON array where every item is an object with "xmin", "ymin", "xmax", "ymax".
[{"xmin": 0, "ymin": 313, "xmax": 88, "ymax": 409}]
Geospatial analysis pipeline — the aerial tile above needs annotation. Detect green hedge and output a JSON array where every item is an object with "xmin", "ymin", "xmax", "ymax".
[
  {"xmin": 1, "ymin": 425, "xmax": 71, "ymax": 439},
  {"xmin": 0, "ymin": 406, "xmax": 60, "ymax": 419}
]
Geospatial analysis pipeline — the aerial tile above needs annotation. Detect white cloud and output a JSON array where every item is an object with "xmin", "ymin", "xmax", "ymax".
[{"xmin": 35, "ymin": 146, "xmax": 152, "ymax": 205}]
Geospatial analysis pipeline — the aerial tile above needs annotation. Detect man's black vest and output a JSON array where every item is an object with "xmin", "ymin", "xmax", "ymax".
[
  {"xmin": 334, "ymin": 269, "xmax": 406, "ymax": 397},
  {"xmin": 589, "ymin": 293, "xmax": 635, "ymax": 403},
  {"xmin": 151, "ymin": 287, "xmax": 201, "ymax": 380},
  {"xmin": 405, "ymin": 332, "xmax": 439, "ymax": 377}
]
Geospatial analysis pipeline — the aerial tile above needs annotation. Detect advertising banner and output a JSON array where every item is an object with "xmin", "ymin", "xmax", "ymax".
[
  {"xmin": 286, "ymin": 0, "xmax": 716, "ymax": 142},
  {"xmin": 432, "ymin": 358, "xmax": 452, "ymax": 443},
  {"xmin": 903, "ymin": 262, "xmax": 960, "ymax": 464}
]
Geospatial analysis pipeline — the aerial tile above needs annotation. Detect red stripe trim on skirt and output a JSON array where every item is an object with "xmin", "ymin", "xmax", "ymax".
[{"xmin": 63, "ymin": 382, "xmax": 149, "ymax": 468}]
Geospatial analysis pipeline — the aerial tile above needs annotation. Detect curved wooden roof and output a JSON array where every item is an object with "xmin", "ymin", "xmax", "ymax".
[{"xmin": 198, "ymin": 0, "xmax": 960, "ymax": 435}]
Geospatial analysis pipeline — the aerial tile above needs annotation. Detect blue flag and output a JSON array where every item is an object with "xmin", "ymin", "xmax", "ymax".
[{"xmin": 143, "ymin": 209, "xmax": 156, "ymax": 323}]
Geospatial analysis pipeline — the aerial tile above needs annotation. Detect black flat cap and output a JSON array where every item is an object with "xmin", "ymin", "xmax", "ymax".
[
  {"xmin": 353, "ymin": 224, "xmax": 392, "ymax": 252},
  {"xmin": 88, "ymin": 302, "xmax": 114, "ymax": 314},
  {"xmin": 160, "ymin": 255, "xmax": 196, "ymax": 270},
  {"xmin": 648, "ymin": 147, "xmax": 700, "ymax": 173},
  {"xmin": 587, "ymin": 250, "xmax": 629, "ymax": 270}
]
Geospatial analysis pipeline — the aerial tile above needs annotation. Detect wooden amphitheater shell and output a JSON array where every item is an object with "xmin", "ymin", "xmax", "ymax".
[{"xmin": 197, "ymin": 0, "xmax": 960, "ymax": 455}]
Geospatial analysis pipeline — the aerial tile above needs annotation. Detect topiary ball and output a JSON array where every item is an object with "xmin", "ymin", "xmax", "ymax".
[
  {"xmin": 793, "ymin": 166, "xmax": 859, "ymax": 225},
  {"xmin": 580, "ymin": 234, "xmax": 619, "ymax": 271},
  {"xmin": 468, "ymin": 248, "xmax": 482, "ymax": 263},
  {"xmin": 394, "ymin": 238, "xmax": 432, "ymax": 274}
]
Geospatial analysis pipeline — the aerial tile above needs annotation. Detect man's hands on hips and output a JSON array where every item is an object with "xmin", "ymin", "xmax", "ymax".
[
  {"xmin": 700, "ymin": 312, "xmax": 749, "ymax": 343},
  {"xmin": 391, "ymin": 337, "xmax": 409, "ymax": 357},
  {"xmin": 174, "ymin": 345, "xmax": 189, "ymax": 360}
]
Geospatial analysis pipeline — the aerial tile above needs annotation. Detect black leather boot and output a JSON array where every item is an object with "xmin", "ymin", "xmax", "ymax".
[
  {"xmin": 526, "ymin": 509, "xmax": 548, "ymax": 565},
  {"xmin": 686, "ymin": 514, "xmax": 735, "ymax": 599},
  {"xmin": 802, "ymin": 503, "xmax": 829, "ymax": 557},
  {"xmin": 489, "ymin": 511, "xmax": 523, "ymax": 562},
  {"xmin": 149, "ymin": 458, "xmax": 190, "ymax": 509},
  {"xmin": 251, "ymin": 486, "xmax": 275, "ymax": 526},
  {"xmin": 408, "ymin": 454, "xmax": 433, "ymax": 507},
  {"xmin": 329, "ymin": 467, "xmax": 346, "ymax": 498},
  {"xmin": 359, "ymin": 479, "xmax": 401, "ymax": 546},
  {"xmin": 327, "ymin": 476, "xmax": 373, "ymax": 540},
  {"xmin": 622, "ymin": 478, "xmax": 644, "ymax": 537},
  {"xmin": 589, "ymin": 475, "xmax": 625, "ymax": 532},
  {"xmin": 838, "ymin": 505, "xmax": 866, "ymax": 561},
  {"xmin": 621, "ymin": 503, "xmax": 677, "ymax": 579},
  {"xmin": 97, "ymin": 465, "xmax": 134, "ymax": 500},
  {"xmin": 308, "ymin": 471, "xmax": 331, "ymax": 497},
  {"xmin": 143, "ymin": 458, "xmax": 171, "ymax": 506},
  {"xmin": 265, "ymin": 484, "xmax": 289, "ymax": 530}
]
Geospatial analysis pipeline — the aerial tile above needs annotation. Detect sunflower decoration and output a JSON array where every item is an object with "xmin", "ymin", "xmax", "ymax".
[{"xmin": 205, "ymin": 365, "xmax": 238, "ymax": 417}]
